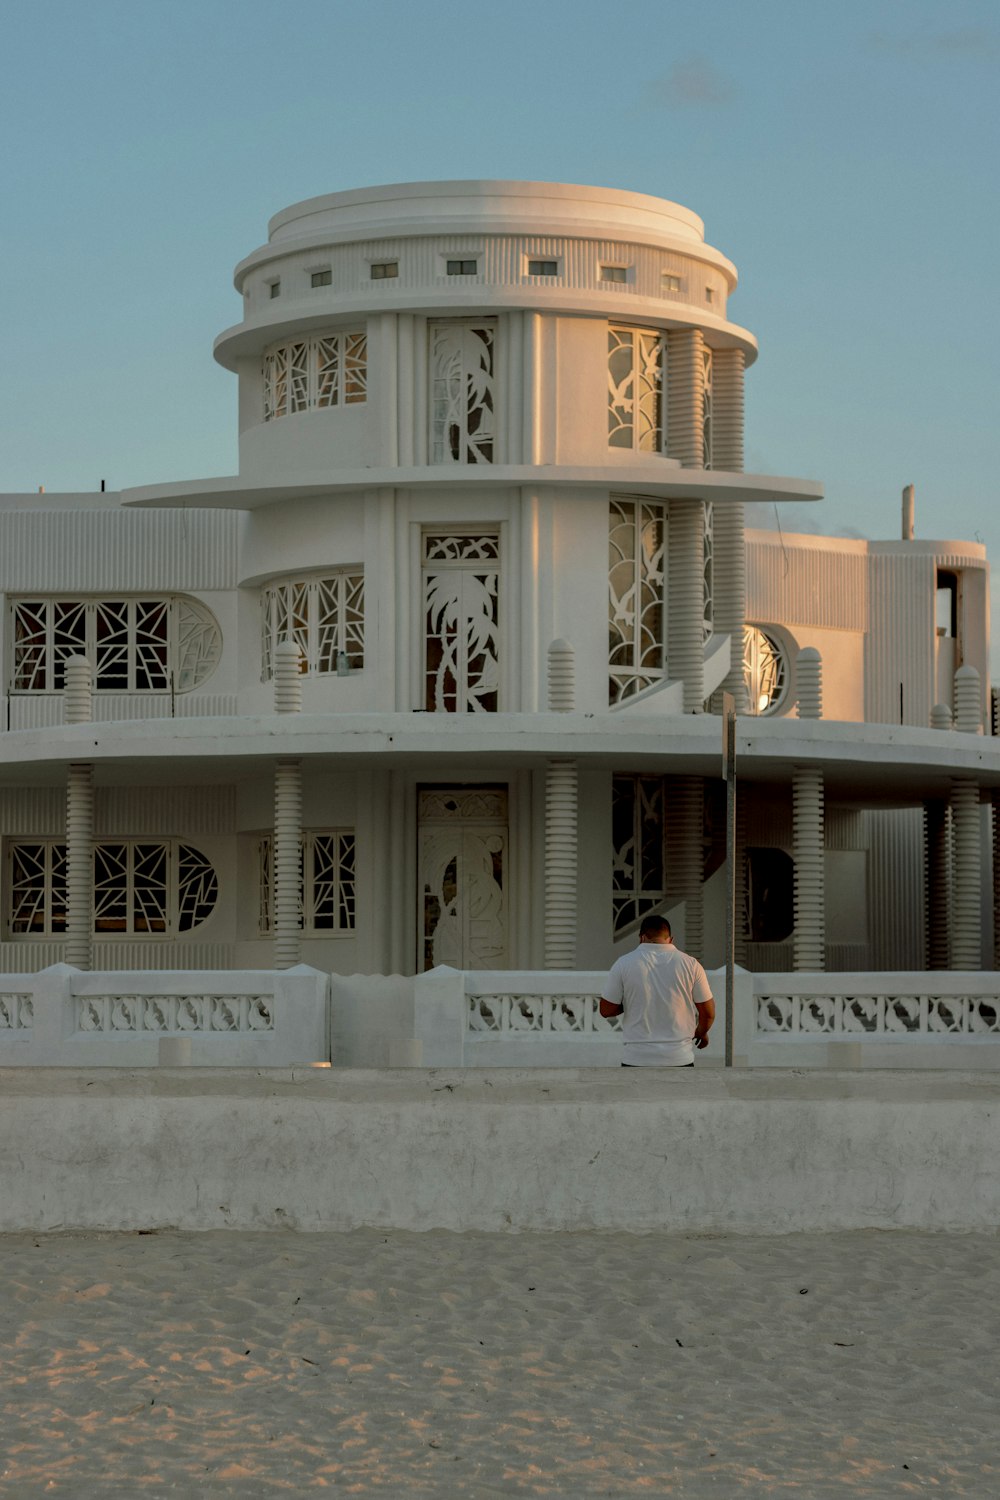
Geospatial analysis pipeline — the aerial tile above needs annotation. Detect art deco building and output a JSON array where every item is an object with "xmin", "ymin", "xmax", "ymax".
[{"xmin": 0, "ymin": 181, "xmax": 993, "ymax": 977}]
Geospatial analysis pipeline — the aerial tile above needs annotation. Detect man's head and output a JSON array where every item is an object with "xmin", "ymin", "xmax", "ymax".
[{"xmin": 638, "ymin": 915, "xmax": 673, "ymax": 945}]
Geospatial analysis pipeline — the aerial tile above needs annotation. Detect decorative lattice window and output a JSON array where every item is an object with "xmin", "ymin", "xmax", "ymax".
[
  {"xmin": 423, "ymin": 534, "xmax": 500, "ymax": 713},
  {"xmin": 702, "ymin": 346, "xmax": 713, "ymax": 469},
  {"xmin": 429, "ymin": 321, "xmax": 496, "ymax": 465},
  {"xmin": 10, "ymin": 596, "xmax": 220, "ymax": 694},
  {"xmin": 608, "ymin": 326, "xmax": 665, "ymax": 454},
  {"xmin": 6, "ymin": 840, "xmax": 217, "ymax": 939},
  {"xmin": 743, "ymin": 626, "xmax": 788, "ymax": 716},
  {"xmin": 612, "ymin": 774, "xmax": 666, "ymax": 935},
  {"xmin": 703, "ymin": 501, "xmax": 714, "ymax": 642},
  {"xmin": 257, "ymin": 830, "xmax": 356, "ymax": 935},
  {"xmin": 262, "ymin": 331, "xmax": 367, "ymax": 421},
  {"xmin": 260, "ymin": 572, "xmax": 364, "ymax": 681},
  {"xmin": 608, "ymin": 497, "xmax": 666, "ymax": 705}
]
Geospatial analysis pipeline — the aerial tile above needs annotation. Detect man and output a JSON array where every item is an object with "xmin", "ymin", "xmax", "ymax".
[{"xmin": 600, "ymin": 914, "xmax": 715, "ymax": 1067}]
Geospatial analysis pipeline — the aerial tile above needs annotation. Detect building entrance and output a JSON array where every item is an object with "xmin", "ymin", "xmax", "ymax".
[{"xmin": 418, "ymin": 786, "xmax": 508, "ymax": 971}]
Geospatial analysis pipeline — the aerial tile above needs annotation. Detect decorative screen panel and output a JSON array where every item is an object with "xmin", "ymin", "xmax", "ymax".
[
  {"xmin": 430, "ymin": 321, "xmax": 496, "ymax": 464},
  {"xmin": 612, "ymin": 774, "xmax": 666, "ymax": 935},
  {"xmin": 263, "ymin": 331, "xmax": 367, "ymax": 420},
  {"xmin": 702, "ymin": 346, "xmax": 713, "ymax": 469},
  {"xmin": 703, "ymin": 502, "xmax": 714, "ymax": 641},
  {"xmin": 6, "ymin": 840, "xmax": 217, "ymax": 939},
  {"xmin": 423, "ymin": 534, "xmax": 500, "ymax": 713},
  {"xmin": 257, "ymin": 831, "xmax": 356, "ymax": 935},
  {"xmin": 260, "ymin": 572, "xmax": 365, "ymax": 679},
  {"xmin": 743, "ymin": 626, "xmax": 788, "ymax": 716},
  {"xmin": 608, "ymin": 327, "xmax": 664, "ymax": 453},
  {"xmin": 608, "ymin": 498, "xmax": 666, "ymax": 705},
  {"xmin": 10, "ymin": 597, "xmax": 221, "ymax": 695}
]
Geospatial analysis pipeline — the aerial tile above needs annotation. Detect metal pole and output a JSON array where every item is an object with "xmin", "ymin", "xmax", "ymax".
[{"xmin": 722, "ymin": 693, "xmax": 736, "ymax": 1067}]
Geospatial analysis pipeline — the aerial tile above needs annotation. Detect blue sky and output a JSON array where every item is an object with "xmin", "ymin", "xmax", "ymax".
[{"xmin": 1, "ymin": 0, "xmax": 997, "ymax": 568}]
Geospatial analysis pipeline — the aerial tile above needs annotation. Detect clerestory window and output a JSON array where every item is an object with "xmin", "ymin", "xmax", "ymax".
[
  {"xmin": 6, "ymin": 839, "xmax": 218, "ymax": 938},
  {"xmin": 608, "ymin": 497, "xmax": 666, "ymax": 705},
  {"xmin": 257, "ymin": 830, "xmax": 356, "ymax": 935},
  {"xmin": 262, "ymin": 330, "xmax": 367, "ymax": 421},
  {"xmin": 260, "ymin": 571, "xmax": 364, "ymax": 681},
  {"xmin": 607, "ymin": 326, "xmax": 665, "ymax": 453},
  {"xmin": 10, "ymin": 596, "xmax": 220, "ymax": 694}
]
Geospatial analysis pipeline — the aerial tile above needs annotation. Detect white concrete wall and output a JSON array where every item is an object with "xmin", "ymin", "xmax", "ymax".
[{"xmin": 4, "ymin": 1065, "xmax": 1000, "ymax": 1233}]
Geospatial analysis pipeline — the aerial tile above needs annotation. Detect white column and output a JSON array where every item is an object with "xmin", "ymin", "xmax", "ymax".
[
  {"xmin": 950, "ymin": 777, "xmax": 981, "ymax": 970},
  {"xmin": 712, "ymin": 503, "xmax": 747, "ymax": 710},
  {"xmin": 711, "ymin": 349, "xmax": 745, "ymax": 472},
  {"xmin": 667, "ymin": 776, "xmax": 704, "ymax": 958},
  {"xmin": 954, "ymin": 664, "xmax": 981, "ymax": 734},
  {"xmin": 793, "ymin": 768, "xmax": 825, "ymax": 970},
  {"xmin": 666, "ymin": 328, "xmax": 705, "ymax": 468},
  {"xmin": 273, "ymin": 759, "xmax": 303, "ymax": 971},
  {"xmin": 63, "ymin": 655, "xmax": 92, "ymax": 724},
  {"xmin": 65, "ymin": 763, "xmax": 93, "ymax": 970},
  {"xmin": 993, "ymin": 797, "xmax": 1000, "ymax": 970},
  {"xmin": 544, "ymin": 639, "xmax": 577, "ymax": 968},
  {"xmin": 924, "ymin": 800, "xmax": 950, "ymax": 969},
  {"xmin": 273, "ymin": 639, "xmax": 302, "ymax": 712},
  {"xmin": 668, "ymin": 499, "xmax": 705, "ymax": 712},
  {"xmin": 796, "ymin": 648, "xmax": 823, "ymax": 720}
]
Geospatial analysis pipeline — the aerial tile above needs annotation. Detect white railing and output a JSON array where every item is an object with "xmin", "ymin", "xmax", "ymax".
[{"xmin": 0, "ymin": 964, "xmax": 329, "ymax": 1067}]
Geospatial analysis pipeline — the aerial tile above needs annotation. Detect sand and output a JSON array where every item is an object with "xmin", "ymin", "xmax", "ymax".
[{"xmin": 1, "ymin": 1228, "xmax": 997, "ymax": 1497}]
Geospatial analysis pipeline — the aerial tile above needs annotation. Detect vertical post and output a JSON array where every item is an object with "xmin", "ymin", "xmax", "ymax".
[
  {"xmin": 722, "ymin": 691, "xmax": 736, "ymax": 1066},
  {"xmin": 544, "ymin": 640, "xmax": 577, "ymax": 968},
  {"xmin": 667, "ymin": 499, "xmax": 706, "ymax": 712},
  {"xmin": 65, "ymin": 763, "xmax": 94, "ymax": 971},
  {"xmin": 273, "ymin": 759, "xmax": 303, "ymax": 970}
]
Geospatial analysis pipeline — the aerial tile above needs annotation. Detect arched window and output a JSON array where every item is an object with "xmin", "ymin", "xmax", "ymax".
[{"xmin": 743, "ymin": 626, "xmax": 788, "ymax": 716}]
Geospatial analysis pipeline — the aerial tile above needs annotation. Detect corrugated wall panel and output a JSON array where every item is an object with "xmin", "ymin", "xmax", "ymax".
[
  {"xmin": 0, "ymin": 789, "xmax": 63, "ymax": 834},
  {"xmin": 0, "ymin": 941, "xmax": 235, "ymax": 973},
  {"xmin": 746, "ymin": 537, "xmax": 867, "ymax": 631},
  {"xmin": 6, "ymin": 692, "xmax": 238, "ymax": 731},
  {"xmin": 864, "ymin": 553, "xmax": 935, "ymax": 725},
  {"xmin": 0, "ymin": 510, "xmax": 238, "ymax": 593},
  {"xmin": 867, "ymin": 808, "xmax": 925, "ymax": 968},
  {"xmin": 96, "ymin": 787, "xmax": 236, "ymax": 836}
]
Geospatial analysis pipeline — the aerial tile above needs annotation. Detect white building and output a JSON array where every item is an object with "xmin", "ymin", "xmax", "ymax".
[{"xmin": 0, "ymin": 179, "xmax": 994, "ymax": 980}]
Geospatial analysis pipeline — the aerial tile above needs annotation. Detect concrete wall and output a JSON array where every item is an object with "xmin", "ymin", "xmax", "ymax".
[{"xmin": 3, "ymin": 1065, "xmax": 1000, "ymax": 1233}]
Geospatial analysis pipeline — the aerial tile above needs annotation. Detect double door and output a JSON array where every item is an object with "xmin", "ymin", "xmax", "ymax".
[{"xmin": 418, "ymin": 787, "xmax": 508, "ymax": 971}]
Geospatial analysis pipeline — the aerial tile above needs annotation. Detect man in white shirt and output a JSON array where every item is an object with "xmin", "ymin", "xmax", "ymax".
[{"xmin": 600, "ymin": 914, "xmax": 715, "ymax": 1066}]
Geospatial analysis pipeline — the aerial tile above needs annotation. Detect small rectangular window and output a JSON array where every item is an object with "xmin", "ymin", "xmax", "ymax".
[
  {"xmin": 310, "ymin": 269, "xmax": 332, "ymax": 288},
  {"xmin": 600, "ymin": 265, "xmax": 628, "ymax": 283},
  {"xmin": 447, "ymin": 259, "xmax": 478, "ymax": 276},
  {"xmin": 269, "ymin": 281, "xmax": 281, "ymax": 299},
  {"xmin": 705, "ymin": 286, "xmax": 715, "ymax": 304},
  {"xmin": 527, "ymin": 259, "xmax": 558, "ymax": 276},
  {"xmin": 661, "ymin": 273, "xmax": 681, "ymax": 293},
  {"xmin": 370, "ymin": 261, "xmax": 398, "ymax": 280}
]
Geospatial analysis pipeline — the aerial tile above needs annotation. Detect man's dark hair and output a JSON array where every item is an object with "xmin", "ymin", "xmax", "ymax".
[{"xmin": 639, "ymin": 914, "xmax": 672, "ymax": 940}]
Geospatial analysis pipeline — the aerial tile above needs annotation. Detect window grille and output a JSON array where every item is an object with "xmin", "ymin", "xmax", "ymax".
[
  {"xmin": 608, "ymin": 497, "xmax": 666, "ymax": 705},
  {"xmin": 260, "ymin": 572, "xmax": 364, "ymax": 681},
  {"xmin": 612, "ymin": 774, "xmax": 666, "ymax": 935},
  {"xmin": 429, "ymin": 321, "xmax": 496, "ymax": 465},
  {"xmin": 6, "ymin": 840, "xmax": 217, "ymax": 939},
  {"xmin": 10, "ymin": 596, "xmax": 220, "ymax": 694},
  {"xmin": 743, "ymin": 626, "xmax": 788, "ymax": 716},
  {"xmin": 607, "ymin": 326, "xmax": 665, "ymax": 453},
  {"xmin": 423, "ymin": 533, "xmax": 500, "ymax": 713},
  {"xmin": 262, "ymin": 331, "xmax": 367, "ymax": 421},
  {"xmin": 257, "ymin": 830, "xmax": 356, "ymax": 935}
]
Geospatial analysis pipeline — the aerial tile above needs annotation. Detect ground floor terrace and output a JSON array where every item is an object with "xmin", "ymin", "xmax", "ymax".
[{"xmin": 0, "ymin": 710, "xmax": 997, "ymax": 977}]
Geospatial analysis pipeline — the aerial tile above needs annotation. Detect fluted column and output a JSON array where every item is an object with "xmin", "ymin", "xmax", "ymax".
[
  {"xmin": 950, "ymin": 777, "xmax": 981, "ymax": 970},
  {"xmin": 668, "ymin": 499, "xmax": 705, "ymax": 712},
  {"xmin": 796, "ymin": 648, "xmax": 823, "ymax": 720},
  {"xmin": 667, "ymin": 776, "xmax": 704, "ymax": 958},
  {"xmin": 711, "ymin": 502, "xmax": 747, "ymax": 710},
  {"xmin": 793, "ymin": 768, "xmax": 825, "ymax": 970},
  {"xmin": 274, "ymin": 759, "xmax": 303, "ymax": 970},
  {"xmin": 711, "ymin": 349, "xmax": 745, "ymax": 472},
  {"xmin": 924, "ymin": 800, "xmax": 950, "ymax": 969},
  {"xmin": 666, "ymin": 328, "xmax": 705, "ymax": 468},
  {"xmin": 65, "ymin": 763, "xmax": 94, "ymax": 970},
  {"xmin": 544, "ymin": 639, "xmax": 577, "ymax": 968}
]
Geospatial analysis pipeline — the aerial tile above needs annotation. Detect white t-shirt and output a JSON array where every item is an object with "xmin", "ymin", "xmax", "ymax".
[{"xmin": 604, "ymin": 943, "xmax": 713, "ymax": 1066}]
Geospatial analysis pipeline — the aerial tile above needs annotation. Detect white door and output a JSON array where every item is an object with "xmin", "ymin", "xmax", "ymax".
[{"xmin": 418, "ymin": 787, "xmax": 508, "ymax": 971}]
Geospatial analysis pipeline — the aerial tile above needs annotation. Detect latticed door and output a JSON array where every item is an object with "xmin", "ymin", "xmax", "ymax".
[
  {"xmin": 418, "ymin": 788, "xmax": 508, "ymax": 971},
  {"xmin": 423, "ymin": 534, "xmax": 500, "ymax": 712}
]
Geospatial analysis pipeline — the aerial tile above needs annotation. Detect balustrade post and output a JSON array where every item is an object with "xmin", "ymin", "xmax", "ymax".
[
  {"xmin": 274, "ymin": 639, "xmax": 303, "ymax": 713},
  {"xmin": 63, "ymin": 655, "xmax": 92, "ymax": 724}
]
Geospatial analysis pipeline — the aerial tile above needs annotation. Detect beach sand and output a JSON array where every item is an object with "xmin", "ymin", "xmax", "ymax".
[{"xmin": 1, "ymin": 1228, "xmax": 997, "ymax": 1496}]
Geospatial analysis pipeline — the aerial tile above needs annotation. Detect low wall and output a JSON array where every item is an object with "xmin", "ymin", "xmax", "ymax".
[
  {"xmin": 0, "ymin": 964, "xmax": 329, "ymax": 1067},
  {"xmin": 3, "ymin": 1066, "xmax": 1000, "ymax": 1234}
]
